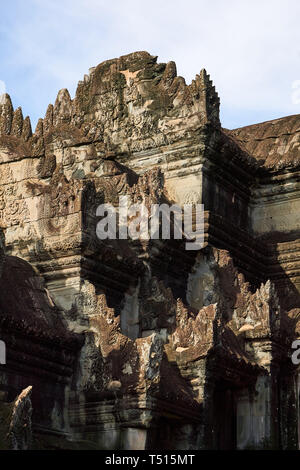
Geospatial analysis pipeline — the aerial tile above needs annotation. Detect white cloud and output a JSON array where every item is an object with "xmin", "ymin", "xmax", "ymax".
[
  {"xmin": 3, "ymin": 0, "xmax": 300, "ymax": 127},
  {"xmin": 0, "ymin": 81, "xmax": 6, "ymax": 102},
  {"xmin": 292, "ymin": 80, "xmax": 300, "ymax": 105}
]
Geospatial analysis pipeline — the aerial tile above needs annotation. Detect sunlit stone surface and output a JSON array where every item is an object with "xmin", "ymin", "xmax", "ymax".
[{"xmin": 0, "ymin": 51, "xmax": 300, "ymax": 449}]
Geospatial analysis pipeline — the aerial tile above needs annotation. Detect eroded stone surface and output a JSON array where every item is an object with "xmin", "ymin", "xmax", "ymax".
[{"xmin": 0, "ymin": 51, "xmax": 300, "ymax": 450}]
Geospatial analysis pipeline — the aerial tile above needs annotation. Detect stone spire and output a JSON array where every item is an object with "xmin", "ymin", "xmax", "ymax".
[
  {"xmin": 11, "ymin": 107, "xmax": 24, "ymax": 137},
  {"xmin": 0, "ymin": 93, "xmax": 13, "ymax": 135},
  {"xmin": 191, "ymin": 69, "xmax": 220, "ymax": 127}
]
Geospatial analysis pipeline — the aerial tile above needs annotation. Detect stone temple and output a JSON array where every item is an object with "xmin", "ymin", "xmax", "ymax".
[{"xmin": 0, "ymin": 51, "xmax": 299, "ymax": 450}]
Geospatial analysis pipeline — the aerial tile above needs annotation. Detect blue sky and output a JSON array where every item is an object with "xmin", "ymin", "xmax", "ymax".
[{"xmin": 0, "ymin": 0, "xmax": 300, "ymax": 130}]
